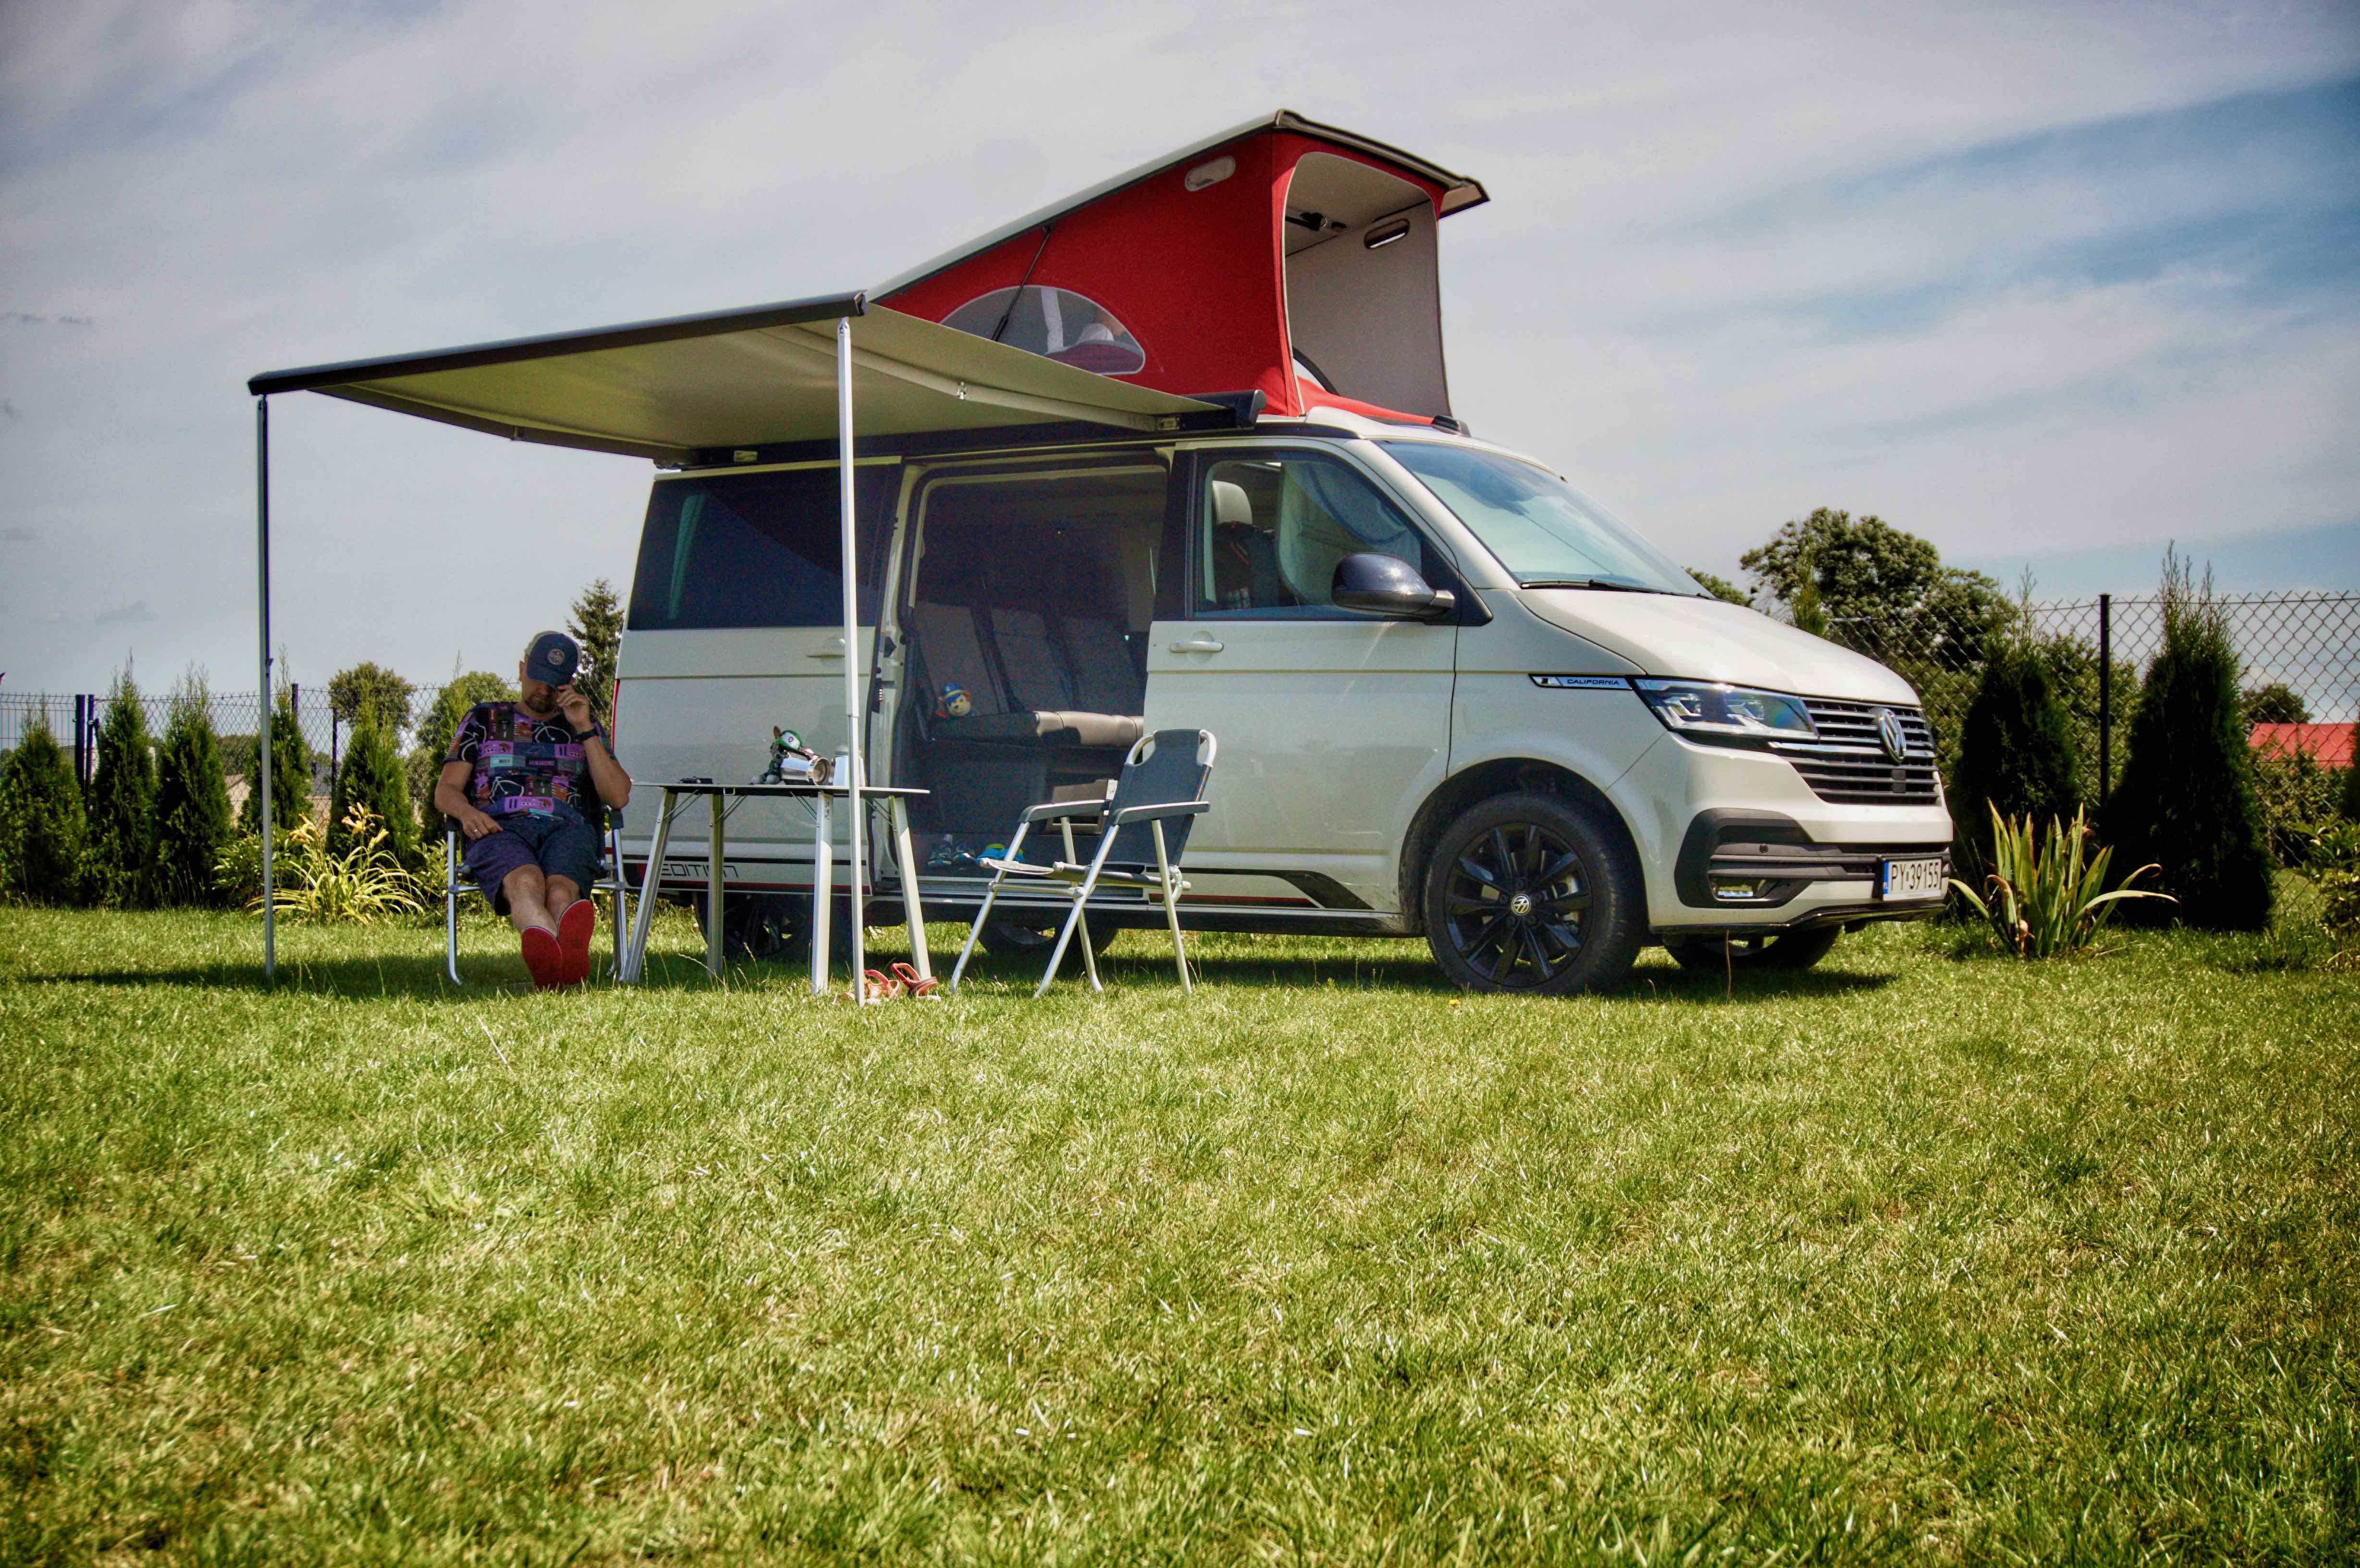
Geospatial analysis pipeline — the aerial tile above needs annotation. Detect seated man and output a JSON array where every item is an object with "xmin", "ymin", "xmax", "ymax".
[{"xmin": 432, "ymin": 631, "xmax": 632, "ymax": 988}]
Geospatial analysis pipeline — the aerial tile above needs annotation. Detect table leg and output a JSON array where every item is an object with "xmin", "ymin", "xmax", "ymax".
[
  {"xmin": 707, "ymin": 793, "xmax": 725, "ymax": 981},
  {"xmin": 624, "ymin": 790, "xmax": 674, "ymax": 984},
  {"xmin": 810, "ymin": 792, "xmax": 832, "ymax": 996},
  {"xmin": 891, "ymin": 797, "xmax": 931, "ymax": 980}
]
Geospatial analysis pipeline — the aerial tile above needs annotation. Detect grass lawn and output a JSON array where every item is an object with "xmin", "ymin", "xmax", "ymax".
[{"xmin": 1, "ymin": 898, "xmax": 2354, "ymax": 1565}]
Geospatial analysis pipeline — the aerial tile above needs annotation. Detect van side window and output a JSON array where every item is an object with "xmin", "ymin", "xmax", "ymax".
[
  {"xmin": 627, "ymin": 466, "xmax": 897, "ymax": 631},
  {"xmin": 1195, "ymin": 453, "xmax": 1434, "ymax": 615}
]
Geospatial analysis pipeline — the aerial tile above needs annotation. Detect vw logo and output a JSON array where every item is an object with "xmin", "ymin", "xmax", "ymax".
[
  {"xmin": 1874, "ymin": 709, "xmax": 1908, "ymax": 763},
  {"xmin": 1508, "ymin": 892, "xmax": 1534, "ymax": 918}
]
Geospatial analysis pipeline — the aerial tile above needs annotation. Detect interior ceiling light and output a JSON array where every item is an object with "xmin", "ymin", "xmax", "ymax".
[{"xmin": 1364, "ymin": 219, "xmax": 1412, "ymax": 250}]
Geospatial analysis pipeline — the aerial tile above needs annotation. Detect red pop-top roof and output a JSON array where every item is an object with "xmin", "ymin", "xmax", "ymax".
[{"xmin": 878, "ymin": 112, "xmax": 1487, "ymax": 423}]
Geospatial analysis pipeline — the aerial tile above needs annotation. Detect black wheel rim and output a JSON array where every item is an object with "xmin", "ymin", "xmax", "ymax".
[{"xmin": 1442, "ymin": 820, "xmax": 1593, "ymax": 989}]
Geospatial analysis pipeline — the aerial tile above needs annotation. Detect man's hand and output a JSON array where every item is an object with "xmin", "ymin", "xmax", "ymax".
[
  {"xmin": 557, "ymin": 683, "xmax": 595, "ymax": 731},
  {"xmin": 457, "ymin": 807, "xmax": 506, "ymax": 843}
]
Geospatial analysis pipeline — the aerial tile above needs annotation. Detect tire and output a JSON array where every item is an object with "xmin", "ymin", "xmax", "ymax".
[
  {"xmin": 1664, "ymin": 926, "xmax": 1842, "ymax": 972},
  {"xmin": 691, "ymin": 891, "xmax": 799, "ymax": 962},
  {"xmin": 1422, "ymin": 791, "xmax": 1644, "ymax": 995},
  {"xmin": 978, "ymin": 911, "xmax": 1119, "ymax": 960}
]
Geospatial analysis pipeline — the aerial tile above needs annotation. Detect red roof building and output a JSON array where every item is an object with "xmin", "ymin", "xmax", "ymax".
[{"xmin": 2249, "ymin": 723, "xmax": 2356, "ymax": 769}]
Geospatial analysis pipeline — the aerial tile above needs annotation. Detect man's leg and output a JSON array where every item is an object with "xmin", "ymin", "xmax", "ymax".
[
  {"xmin": 503, "ymin": 865, "xmax": 553, "ymax": 934},
  {"xmin": 543, "ymin": 875, "xmax": 580, "ymax": 919}
]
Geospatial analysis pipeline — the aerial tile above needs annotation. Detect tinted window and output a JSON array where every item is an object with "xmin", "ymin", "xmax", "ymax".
[
  {"xmin": 627, "ymin": 466, "xmax": 898, "ymax": 631},
  {"xmin": 1195, "ymin": 452, "xmax": 1438, "ymax": 615}
]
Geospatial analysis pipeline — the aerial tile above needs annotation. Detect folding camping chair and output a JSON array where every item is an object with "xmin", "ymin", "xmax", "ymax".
[
  {"xmin": 443, "ymin": 805, "xmax": 631, "ymax": 985},
  {"xmin": 949, "ymin": 729, "xmax": 1217, "ymax": 997}
]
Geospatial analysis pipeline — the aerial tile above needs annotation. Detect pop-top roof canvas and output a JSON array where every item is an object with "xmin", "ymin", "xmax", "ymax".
[{"xmin": 878, "ymin": 112, "xmax": 1487, "ymax": 424}]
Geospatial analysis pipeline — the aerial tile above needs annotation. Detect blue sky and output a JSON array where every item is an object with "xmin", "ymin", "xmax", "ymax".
[{"xmin": 1, "ymin": 0, "xmax": 2356, "ymax": 695}]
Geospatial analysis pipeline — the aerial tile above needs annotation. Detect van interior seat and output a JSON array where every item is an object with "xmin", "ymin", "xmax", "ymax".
[{"xmin": 910, "ymin": 600, "xmax": 1143, "ymax": 749}]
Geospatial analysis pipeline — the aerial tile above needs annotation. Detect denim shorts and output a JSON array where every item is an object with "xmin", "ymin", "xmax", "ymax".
[{"xmin": 462, "ymin": 812, "xmax": 602, "ymax": 913}]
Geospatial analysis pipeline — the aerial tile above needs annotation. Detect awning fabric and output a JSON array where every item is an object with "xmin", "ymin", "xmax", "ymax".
[{"xmin": 247, "ymin": 295, "xmax": 1219, "ymax": 463}]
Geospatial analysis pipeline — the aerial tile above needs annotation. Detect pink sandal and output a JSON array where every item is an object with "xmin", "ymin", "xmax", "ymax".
[{"xmin": 891, "ymin": 962, "xmax": 940, "ymax": 998}]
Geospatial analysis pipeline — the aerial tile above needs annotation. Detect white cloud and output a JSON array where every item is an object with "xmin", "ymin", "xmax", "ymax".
[{"xmin": 0, "ymin": 0, "xmax": 2354, "ymax": 688}]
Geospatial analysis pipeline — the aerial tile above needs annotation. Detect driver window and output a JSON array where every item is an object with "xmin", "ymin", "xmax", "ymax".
[{"xmin": 1194, "ymin": 452, "xmax": 1433, "ymax": 615}]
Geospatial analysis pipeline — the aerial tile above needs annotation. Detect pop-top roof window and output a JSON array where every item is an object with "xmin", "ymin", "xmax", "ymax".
[{"xmin": 941, "ymin": 286, "xmax": 1145, "ymax": 375}]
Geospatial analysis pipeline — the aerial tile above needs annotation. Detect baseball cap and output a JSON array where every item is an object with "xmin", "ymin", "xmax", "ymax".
[{"xmin": 523, "ymin": 630, "xmax": 581, "ymax": 686}]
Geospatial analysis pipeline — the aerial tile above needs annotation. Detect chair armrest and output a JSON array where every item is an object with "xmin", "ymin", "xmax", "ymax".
[
  {"xmin": 1110, "ymin": 800, "xmax": 1212, "ymax": 826},
  {"xmin": 1022, "ymin": 799, "xmax": 1110, "ymax": 824}
]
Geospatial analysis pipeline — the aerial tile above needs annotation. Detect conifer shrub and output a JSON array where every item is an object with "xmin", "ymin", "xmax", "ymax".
[
  {"xmin": 84, "ymin": 672, "xmax": 159, "ymax": 907},
  {"xmin": 1948, "ymin": 639, "xmax": 2079, "ymax": 882},
  {"xmin": 331, "ymin": 712, "xmax": 419, "ymax": 870},
  {"xmin": 236, "ymin": 687, "xmax": 314, "ymax": 838},
  {"xmin": 0, "ymin": 718, "xmax": 88, "ymax": 904},
  {"xmin": 153, "ymin": 682, "xmax": 235, "ymax": 906},
  {"xmin": 2105, "ymin": 558, "xmax": 2274, "ymax": 930}
]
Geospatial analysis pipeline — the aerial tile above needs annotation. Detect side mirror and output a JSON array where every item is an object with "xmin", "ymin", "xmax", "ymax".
[{"xmin": 1332, "ymin": 552, "xmax": 1455, "ymax": 622}]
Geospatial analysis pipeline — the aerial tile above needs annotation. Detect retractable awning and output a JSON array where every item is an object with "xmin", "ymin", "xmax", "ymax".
[
  {"xmin": 246, "ymin": 292, "xmax": 1221, "ymax": 992},
  {"xmin": 247, "ymin": 293, "xmax": 1223, "ymax": 463}
]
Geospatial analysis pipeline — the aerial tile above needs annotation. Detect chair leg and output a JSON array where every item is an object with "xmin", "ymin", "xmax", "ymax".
[
  {"xmin": 949, "ymin": 875, "xmax": 1001, "ymax": 992},
  {"xmin": 445, "ymin": 828, "xmax": 463, "ymax": 985},
  {"xmin": 1075, "ymin": 893, "xmax": 1103, "ymax": 993},
  {"xmin": 1037, "ymin": 845, "xmax": 1115, "ymax": 999},
  {"xmin": 606, "ymin": 824, "xmax": 629, "ymax": 981},
  {"xmin": 1153, "ymin": 820, "xmax": 1189, "ymax": 993}
]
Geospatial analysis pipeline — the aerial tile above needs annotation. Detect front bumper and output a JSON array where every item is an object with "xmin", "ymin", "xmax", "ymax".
[{"xmin": 1613, "ymin": 732, "xmax": 1952, "ymax": 932}]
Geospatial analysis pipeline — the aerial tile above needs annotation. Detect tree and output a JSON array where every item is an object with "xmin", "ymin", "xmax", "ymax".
[
  {"xmin": 2105, "ymin": 554, "xmax": 2273, "ymax": 930},
  {"xmin": 0, "ymin": 717, "xmax": 87, "ymax": 904},
  {"xmin": 1740, "ymin": 508, "xmax": 2010, "ymax": 665},
  {"xmin": 84, "ymin": 669, "xmax": 159, "ymax": 906},
  {"xmin": 568, "ymin": 578, "xmax": 625, "ymax": 728},
  {"xmin": 153, "ymin": 678, "xmax": 235, "ymax": 906},
  {"xmin": 328, "ymin": 662, "xmax": 415, "ymax": 744},
  {"xmin": 1685, "ymin": 567, "xmax": 1750, "ymax": 607},
  {"xmin": 407, "ymin": 669, "xmax": 516, "ymax": 831},
  {"xmin": 2239, "ymin": 682, "xmax": 2310, "ymax": 728},
  {"xmin": 331, "ymin": 711, "xmax": 419, "ymax": 869},
  {"xmin": 1948, "ymin": 639, "xmax": 2080, "ymax": 881},
  {"xmin": 237, "ymin": 685, "xmax": 313, "ymax": 837}
]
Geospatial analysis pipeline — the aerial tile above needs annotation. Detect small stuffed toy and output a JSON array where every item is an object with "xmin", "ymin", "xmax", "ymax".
[{"xmin": 939, "ymin": 684, "xmax": 972, "ymax": 719}]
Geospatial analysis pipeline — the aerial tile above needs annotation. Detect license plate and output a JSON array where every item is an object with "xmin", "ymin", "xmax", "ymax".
[{"xmin": 1881, "ymin": 856, "xmax": 1946, "ymax": 899}]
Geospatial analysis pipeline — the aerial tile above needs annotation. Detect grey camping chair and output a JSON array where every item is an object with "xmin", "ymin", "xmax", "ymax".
[
  {"xmin": 443, "ymin": 803, "xmax": 631, "ymax": 985},
  {"xmin": 949, "ymin": 728, "xmax": 1217, "ymax": 997}
]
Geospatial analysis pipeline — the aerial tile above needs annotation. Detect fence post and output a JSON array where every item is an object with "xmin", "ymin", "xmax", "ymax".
[{"xmin": 2097, "ymin": 593, "xmax": 2112, "ymax": 809}]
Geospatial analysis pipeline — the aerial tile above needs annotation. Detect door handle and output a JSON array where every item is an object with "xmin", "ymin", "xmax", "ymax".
[
  {"xmin": 807, "ymin": 638, "xmax": 846, "ymax": 659},
  {"xmin": 1168, "ymin": 637, "xmax": 1225, "ymax": 654}
]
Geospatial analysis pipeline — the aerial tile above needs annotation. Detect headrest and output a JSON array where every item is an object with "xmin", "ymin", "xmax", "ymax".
[{"xmin": 1210, "ymin": 479, "xmax": 1254, "ymax": 529}]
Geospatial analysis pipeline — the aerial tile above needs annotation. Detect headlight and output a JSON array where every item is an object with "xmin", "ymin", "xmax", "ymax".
[{"xmin": 1633, "ymin": 679, "xmax": 1816, "ymax": 743}]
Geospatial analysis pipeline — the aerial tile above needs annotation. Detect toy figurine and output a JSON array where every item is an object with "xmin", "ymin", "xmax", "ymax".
[
  {"xmin": 755, "ymin": 727, "xmax": 832, "ymax": 786},
  {"xmin": 939, "ymin": 684, "xmax": 972, "ymax": 719}
]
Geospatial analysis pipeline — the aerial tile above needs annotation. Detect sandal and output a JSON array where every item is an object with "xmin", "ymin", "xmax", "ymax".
[
  {"xmin": 891, "ymin": 961, "xmax": 940, "ymax": 999},
  {"xmin": 844, "ymin": 968, "xmax": 901, "ymax": 1002}
]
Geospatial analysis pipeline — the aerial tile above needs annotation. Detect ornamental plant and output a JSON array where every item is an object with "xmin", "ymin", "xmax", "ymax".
[
  {"xmin": 2104, "ymin": 555, "xmax": 2274, "ymax": 930},
  {"xmin": 330, "ymin": 711, "xmax": 419, "ymax": 869},
  {"xmin": 83, "ymin": 671, "xmax": 158, "ymax": 907},
  {"xmin": 237, "ymin": 685, "xmax": 315, "ymax": 838},
  {"xmin": 252, "ymin": 803, "xmax": 424, "ymax": 926},
  {"xmin": 1949, "ymin": 805, "xmax": 2171, "ymax": 959},
  {"xmin": 1948, "ymin": 637, "xmax": 2079, "ymax": 884},
  {"xmin": 153, "ymin": 681, "xmax": 235, "ymax": 906},
  {"xmin": 0, "ymin": 717, "xmax": 88, "ymax": 905}
]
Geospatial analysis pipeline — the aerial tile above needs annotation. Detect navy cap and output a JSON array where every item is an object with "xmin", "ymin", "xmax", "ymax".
[{"xmin": 523, "ymin": 630, "xmax": 580, "ymax": 686}]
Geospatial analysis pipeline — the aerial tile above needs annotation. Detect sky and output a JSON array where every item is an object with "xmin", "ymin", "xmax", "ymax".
[{"xmin": 2, "ymin": 0, "xmax": 2357, "ymax": 697}]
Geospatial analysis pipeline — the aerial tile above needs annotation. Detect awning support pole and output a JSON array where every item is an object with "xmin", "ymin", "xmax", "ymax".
[
  {"xmin": 255, "ymin": 396, "xmax": 275, "ymax": 981},
  {"xmin": 837, "ymin": 316, "xmax": 866, "ymax": 1003}
]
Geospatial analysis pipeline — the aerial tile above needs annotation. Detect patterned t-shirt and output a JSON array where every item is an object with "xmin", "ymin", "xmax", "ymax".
[{"xmin": 446, "ymin": 702, "xmax": 610, "ymax": 823}]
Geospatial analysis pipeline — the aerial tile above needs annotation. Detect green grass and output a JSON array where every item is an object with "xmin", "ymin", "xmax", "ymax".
[{"xmin": 1, "ymin": 899, "xmax": 2354, "ymax": 1565}]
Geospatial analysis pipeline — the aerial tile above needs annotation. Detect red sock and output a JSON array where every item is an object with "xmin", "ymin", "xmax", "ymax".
[
  {"xmin": 520, "ymin": 925, "xmax": 564, "ymax": 989},
  {"xmin": 556, "ymin": 899, "xmax": 597, "ymax": 987}
]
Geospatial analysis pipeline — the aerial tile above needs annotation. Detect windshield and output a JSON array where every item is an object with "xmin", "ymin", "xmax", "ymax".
[{"xmin": 1380, "ymin": 441, "xmax": 1705, "ymax": 595}]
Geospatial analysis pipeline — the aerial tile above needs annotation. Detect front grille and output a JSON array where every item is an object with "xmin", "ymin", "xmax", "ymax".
[{"xmin": 1772, "ymin": 699, "xmax": 1942, "ymax": 805}]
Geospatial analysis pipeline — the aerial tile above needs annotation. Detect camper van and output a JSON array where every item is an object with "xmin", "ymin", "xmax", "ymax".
[{"xmin": 607, "ymin": 114, "xmax": 1953, "ymax": 993}]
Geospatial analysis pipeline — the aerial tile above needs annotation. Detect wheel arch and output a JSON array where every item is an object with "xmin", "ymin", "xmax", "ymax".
[{"xmin": 1397, "ymin": 758, "xmax": 1643, "ymax": 934}]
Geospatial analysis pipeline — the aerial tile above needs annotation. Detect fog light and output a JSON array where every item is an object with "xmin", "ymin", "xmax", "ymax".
[{"xmin": 1710, "ymin": 878, "xmax": 1770, "ymax": 902}]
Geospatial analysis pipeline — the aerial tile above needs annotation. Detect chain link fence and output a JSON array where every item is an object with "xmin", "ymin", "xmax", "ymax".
[{"xmin": 0, "ymin": 683, "xmax": 456, "ymax": 796}]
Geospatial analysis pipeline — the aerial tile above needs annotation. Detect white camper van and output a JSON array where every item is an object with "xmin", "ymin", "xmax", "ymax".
[{"xmin": 611, "ymin": 407, "xmax": 1952, "ymax": 994}]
